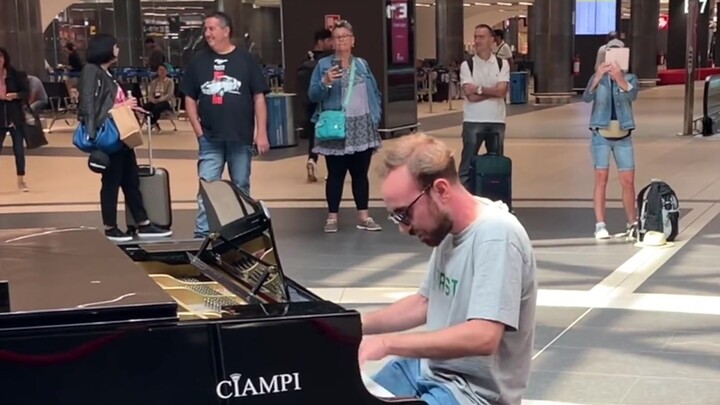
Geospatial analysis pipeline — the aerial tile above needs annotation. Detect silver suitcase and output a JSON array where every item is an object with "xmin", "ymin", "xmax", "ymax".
[{"xmin": 126, "ymin": 118, "xmax": 172, "ymax": 232}]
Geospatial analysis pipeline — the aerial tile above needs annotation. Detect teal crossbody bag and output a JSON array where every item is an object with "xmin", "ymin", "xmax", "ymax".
[{"xmin": 315, "ymin": 60, "xmax": 357, "ymax": 141}]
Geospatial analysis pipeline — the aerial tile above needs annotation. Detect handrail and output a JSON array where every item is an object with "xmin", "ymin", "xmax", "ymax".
[{"xmin": 701, "ymin": 74, "xmax": 720, "ymax": 136}]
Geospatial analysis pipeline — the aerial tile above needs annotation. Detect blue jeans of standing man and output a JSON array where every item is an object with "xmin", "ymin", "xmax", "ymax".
[
  {"xmin": 195, "ymin": 135, "xmax": 253, "ymax": 238},
  {"xmin": 458, "ymin": 121, "xmax": 506, "ymax": 190}
]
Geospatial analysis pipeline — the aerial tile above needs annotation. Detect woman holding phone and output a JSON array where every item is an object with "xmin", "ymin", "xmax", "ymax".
[
  {"xmin": 582, "ymin": 47, "xmax": 639, "ymax": 241},
  {"xmin": 308, "ymin": 20, "xmax": 383, "ymax": 233}
]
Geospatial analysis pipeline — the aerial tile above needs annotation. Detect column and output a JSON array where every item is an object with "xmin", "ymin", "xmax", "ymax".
[
  {"xmin": 667, "ymin": 0, "xmax": 711, "ymax": 69},
  {"xmin": 526, "ymin": 5, "xmax": 534, "ymax": 60},
  {"xmin": 113, "ymin": 0, "xmax": 143, "ymax": 67},
  {"xmin": 215, "ymin": 0, "xmax": 251, "ymax": 46},
  {"xmin": 506, "ymin": 18, "xmax": 520, "ymax": 52},
  {"xmin": 531, "ymin": 0, "xmax": 574, "ymax": 104},
  {"xmin": 0, "ymin": 0, "xmax": 45, "ymax": 78},
  {"xmin": 629, "ymin": 0, "xmax": 660, "ymax": 86},
  {"xmin": 436, "ymin": 0, "xmax": 464, "ymax": 65}
]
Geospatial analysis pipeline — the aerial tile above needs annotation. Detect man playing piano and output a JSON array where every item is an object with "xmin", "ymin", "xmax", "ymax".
[{"xmin": 359, "ymin": 133, "xmax": 537, "ymax": 405}]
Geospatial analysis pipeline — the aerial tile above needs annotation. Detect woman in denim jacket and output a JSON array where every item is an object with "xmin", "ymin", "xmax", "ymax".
[
  {"xmin": 309, "ymin": 20, "xmax": 383, "ymax": 233},
  {"xmin": 582, "ymin": 59, "xmax": 639, "ymax": 240}
]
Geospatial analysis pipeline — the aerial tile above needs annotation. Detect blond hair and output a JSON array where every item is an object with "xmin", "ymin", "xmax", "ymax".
[{"xmin": 378, "ymin": 133, "xmax": 458, "ymax": 187}]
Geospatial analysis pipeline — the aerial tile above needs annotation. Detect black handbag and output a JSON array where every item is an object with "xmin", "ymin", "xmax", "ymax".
[{"xmin": 21, "ymin": 103, "xmax": 48, "ymax": 150}]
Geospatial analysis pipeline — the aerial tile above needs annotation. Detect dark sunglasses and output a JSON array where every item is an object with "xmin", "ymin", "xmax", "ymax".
[{"xmin": 388, "ymin": 185, "xmax": 431, "ymax": 226}]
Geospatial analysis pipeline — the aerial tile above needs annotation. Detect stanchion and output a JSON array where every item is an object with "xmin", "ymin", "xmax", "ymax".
[
  {"xmin": 679, "ymin": 0, "xmax": 699, "ymax": 136},
  {"xmin": 427, "ymin": 79, "xmax": 433, "ymax": 113}
]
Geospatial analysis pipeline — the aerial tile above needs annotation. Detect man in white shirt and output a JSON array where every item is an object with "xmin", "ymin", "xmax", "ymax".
[
  {"xmin": 493, "ymin": 29, "xmax": 514, "ymax": 68},
  {"xmin": 458, "ymin": 23, "xmax": 510, "ymax": 190}
]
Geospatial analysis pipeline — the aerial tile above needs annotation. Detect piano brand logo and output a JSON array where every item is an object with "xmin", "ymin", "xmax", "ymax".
[{"xmin": 216, "ymin": 372, "xmax": 302, "ymax": 399}]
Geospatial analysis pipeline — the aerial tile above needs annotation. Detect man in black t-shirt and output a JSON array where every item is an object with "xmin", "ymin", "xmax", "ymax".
[{"xmin": 179, "ymin": 11, "xmax": 270, "ymax": 238}]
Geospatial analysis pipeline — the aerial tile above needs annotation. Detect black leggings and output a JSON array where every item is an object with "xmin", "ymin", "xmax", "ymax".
[
  {"xmin": 0, "ymin": 127, "xmax": 26, "ymax": 176},
  {"xmin": 325, "ymin": 149, "xmax": 373, "ymax": 214},
  {"xmin": 100, "ymin": 146, "xmax": 148, "ymax": 228}
]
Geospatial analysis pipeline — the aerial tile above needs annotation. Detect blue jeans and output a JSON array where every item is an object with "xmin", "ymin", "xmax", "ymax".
[
  {"xmin": 590, "ymin": 131, "xmax": 635, "ymax": 171},
  {"xmin": 372, "ymin": 358, "xmax": 462, "ymax": 405},
  {"xmin": 195, "ymin": 135, "xmax": 253, "ymax": 238}
]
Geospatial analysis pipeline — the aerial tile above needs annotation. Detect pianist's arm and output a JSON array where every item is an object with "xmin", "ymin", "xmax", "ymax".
[
  {"xmin": 361, "ymin": 293, "xmax": 428, "ymax": 335},
  {"xmin": 361, "ymin": 239, "xmax": 524, "ymax": 361}
]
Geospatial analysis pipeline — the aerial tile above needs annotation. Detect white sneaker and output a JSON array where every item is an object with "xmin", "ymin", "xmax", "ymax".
[{"xmin": 594, "ymin": 223, "xmax": 611, "ymax": 240}]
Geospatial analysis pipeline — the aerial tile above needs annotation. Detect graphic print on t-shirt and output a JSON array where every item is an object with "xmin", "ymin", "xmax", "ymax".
[{"xmin": 201, "ymin": 58, "xmax": 242, "ymax": 104}]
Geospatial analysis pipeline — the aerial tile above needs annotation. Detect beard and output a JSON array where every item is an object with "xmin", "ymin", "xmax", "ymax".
[{"xmin": 412, "ymin": 201, "xmax": 453, "ymax": 247}]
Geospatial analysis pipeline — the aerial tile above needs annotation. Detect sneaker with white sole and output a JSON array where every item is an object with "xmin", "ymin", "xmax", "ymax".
[
  {"xmin": 594, "ymin": 222, "xmax": 610, "ymax": 240},
  {"xmin": 105, "ymin": 227, "xmax": 133, "ymax": 242},
  {"xmin": 137, "ymin": 223, "xmax": 173, "ymax": 238},
  {"xmin": 357, "ymin": 217, "xmax": 382, "ymax": 231},
  {"xmin": 324, "ymin": 218, "xmax": 338, "ymax": 233}
]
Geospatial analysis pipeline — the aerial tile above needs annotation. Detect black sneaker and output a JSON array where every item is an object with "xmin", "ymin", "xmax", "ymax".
[
  {"xmin": 105, "ymin": 227, "xmax": 133, "ymax": 242},
  {"xmin": 137, "ymin": 223, "xmax": 173, "ymax": 239}
]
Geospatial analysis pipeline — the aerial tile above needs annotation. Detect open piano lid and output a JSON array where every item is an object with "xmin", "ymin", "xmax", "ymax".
[{"xmin": 188, "ymin": 178, "xmax": 291, "ymax": 305}]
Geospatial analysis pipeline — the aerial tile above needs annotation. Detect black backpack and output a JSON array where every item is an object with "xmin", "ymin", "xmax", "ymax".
[
  {"xmin": 635, "ymin": 180, "xmax": 679, "ymax": 242},
  {"xmin": 465, "ymin": 56, "xmax": 504, "ymax": 76}
]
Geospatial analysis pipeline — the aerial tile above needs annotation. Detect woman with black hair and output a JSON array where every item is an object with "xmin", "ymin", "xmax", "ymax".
[
  {"xmin": 0, "ymin": 47, "xmax": 30, "ymax": 192},
  {"xmin": 78, "ymin": 33, "xmax": 171, "ymax": 242}
]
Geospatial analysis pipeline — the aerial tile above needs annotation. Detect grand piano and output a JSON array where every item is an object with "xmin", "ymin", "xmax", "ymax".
[{"xmin": 0, "ymin": 179, "xmax": 425, "ymax": 404}]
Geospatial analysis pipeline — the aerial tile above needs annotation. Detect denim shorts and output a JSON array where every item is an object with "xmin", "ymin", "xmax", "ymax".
[
  {"xmin": 371, "ymin": 358, "xmax": 462, "ymax": 405},
  {"xmin": 590, "ymin": 131, "xmax": 635, "ymax": 171}
]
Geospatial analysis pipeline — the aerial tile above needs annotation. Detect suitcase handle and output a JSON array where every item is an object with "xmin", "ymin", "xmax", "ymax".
[{"xmin": 138, "ymin": 110, "xmax": 154, "ymax": 169}]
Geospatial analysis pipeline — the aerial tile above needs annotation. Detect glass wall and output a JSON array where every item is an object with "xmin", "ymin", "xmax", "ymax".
[{"xmin": 43, "ymin": 0, "xmax": 283, "ymax": 69}]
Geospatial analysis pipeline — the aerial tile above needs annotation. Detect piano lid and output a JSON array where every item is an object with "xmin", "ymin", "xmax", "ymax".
[
  {"xmin": 190, "ymin": 179, "xmax": 291, "ymax": 304},
  {"xmin": 0, "ymin": 227, "xmax": 177, "ymax": 330}
]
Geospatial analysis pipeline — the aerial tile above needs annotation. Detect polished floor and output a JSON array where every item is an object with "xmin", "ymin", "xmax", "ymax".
[{"xmin": 2, "ymin": 83, "xmax": 719, "ymax": 405}]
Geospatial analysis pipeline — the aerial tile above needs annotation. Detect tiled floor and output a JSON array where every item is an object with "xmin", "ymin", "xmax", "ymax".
[{"xmin": 1, "ymin": 83, "xmax": 719, "ymax": 404}]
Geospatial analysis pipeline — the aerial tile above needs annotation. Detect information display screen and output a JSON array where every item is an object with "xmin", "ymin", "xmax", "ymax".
[
  {"xmin": 575, "ymin": 0, "xmax": 617, "ymax": 35},
  {"xmin": 386, "ymin": 0, "xmax": 413, "ymax": 65}
]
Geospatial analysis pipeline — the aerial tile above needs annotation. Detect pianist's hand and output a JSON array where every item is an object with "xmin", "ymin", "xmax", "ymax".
[{"xmin": 358, "ymin": 335, "xmax": 390, "ymax": 365}]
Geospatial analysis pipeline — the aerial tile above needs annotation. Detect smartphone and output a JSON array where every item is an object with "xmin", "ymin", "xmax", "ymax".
[{"xmin": 332, "ymin": 59, "xmax": 342, "ymax": 72}]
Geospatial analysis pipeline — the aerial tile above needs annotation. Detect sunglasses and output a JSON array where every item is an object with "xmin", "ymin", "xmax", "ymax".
[{"xmin": 388, "ymin": 185, "xmax": 431, "ymax": 226}]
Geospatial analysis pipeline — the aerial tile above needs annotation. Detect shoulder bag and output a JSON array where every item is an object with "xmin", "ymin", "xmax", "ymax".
[{"xmin": 315, "ymin": 60, "xmax": 357, "ymax": 141}]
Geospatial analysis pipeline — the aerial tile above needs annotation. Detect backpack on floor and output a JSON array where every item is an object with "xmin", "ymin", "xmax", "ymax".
[{"xmin": 636, "ymin": 179, "xmax": 679, "ymax": 242}]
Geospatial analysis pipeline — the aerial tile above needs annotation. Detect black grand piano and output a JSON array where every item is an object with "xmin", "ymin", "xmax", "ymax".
[{"xmin": 0, "ymin": 179, "xmax": 424, "ymax": 404}]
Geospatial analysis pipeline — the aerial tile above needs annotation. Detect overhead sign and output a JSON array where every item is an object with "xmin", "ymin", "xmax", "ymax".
[{"xmin": 325, "ymin": 14, "xmax": 340, "ymax": 30}]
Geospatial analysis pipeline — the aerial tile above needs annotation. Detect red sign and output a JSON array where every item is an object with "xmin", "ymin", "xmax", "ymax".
[
  {"xmin": 388, "ymin": 0, "xmax": 410, "ymax": 64},
  {"xmin": 325, "ymin": 15, "xmax": 340, "ymax": 30}
]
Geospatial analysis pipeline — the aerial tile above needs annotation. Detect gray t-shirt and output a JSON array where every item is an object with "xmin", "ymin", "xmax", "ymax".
[{"xmin": 418, "ymin": 198, "xmax": 537, "ymax": 405}]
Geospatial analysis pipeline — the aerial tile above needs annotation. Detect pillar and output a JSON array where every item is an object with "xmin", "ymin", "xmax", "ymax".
[
  {"xmin": 531, "ymin": 0, "xmax": 574, "ymax": 104},
  {"xmin": 667, "ymin": 0, "xmax": 711, "ymax": 69},
  {"xmin": 526, "ymin": 5, "xmax": 534, "ymax": 60},
  {"xmin": 0, "ymin": 0, "xmax": 45, "ymax": 78},
  {"xmin": 506, "ymin": 18, "xmax": 520, "ymax": 52},
  {"xmin": 436, "ymin": 0, "xmax": 464, "ymax": 65},
  {"xmin": 215, "ymin": 0, "xmax": 252, "ymax": 46},
  {"xmin": 113, "ymin": 0, "xmax": 143, "ymax": 67},
  {"xmin": 629, "ymin": 0, "xmax": 660, "ymax": 86}
]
